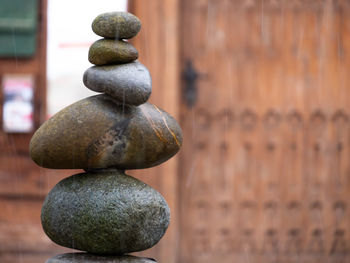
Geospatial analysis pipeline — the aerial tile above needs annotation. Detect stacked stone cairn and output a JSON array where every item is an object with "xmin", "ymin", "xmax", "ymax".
[{"xmin": 30, "ymin": 12, "xmax": 182, "ymax": 263}]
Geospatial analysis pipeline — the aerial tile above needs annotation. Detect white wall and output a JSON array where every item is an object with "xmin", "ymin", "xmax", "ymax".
[{"xmin": 47, "ymin": 0, "xmax": 127, "ymax": 117}]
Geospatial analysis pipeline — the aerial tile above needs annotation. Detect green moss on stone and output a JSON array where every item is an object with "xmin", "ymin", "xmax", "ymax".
[
  {"xmin": 88, "ymin": 39, "xmax": 138, "ymax": 66},
  {"xmin": 41, "ymin": 170, "xmax": 170, "ymax": 254}
]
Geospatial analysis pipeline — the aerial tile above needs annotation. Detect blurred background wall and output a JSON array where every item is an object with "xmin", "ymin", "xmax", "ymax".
[
  {"xmin": 1, "ymin": 0, "xmax": 350, "ymax": 263},
  {"xmin": 46, "ymin": 0, "xmax": 127, "ymax": 116},
  {"xmin": 0, "ymin": 1, "xmax": 128, "ymax": 262}
]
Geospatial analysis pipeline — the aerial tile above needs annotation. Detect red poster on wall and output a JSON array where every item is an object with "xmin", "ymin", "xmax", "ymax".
[{"xmin": 2, "ymin": 75, "xmax": 34, "ymax": 133}]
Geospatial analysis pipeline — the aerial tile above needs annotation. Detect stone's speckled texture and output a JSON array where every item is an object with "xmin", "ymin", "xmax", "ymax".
[
  {"xmin": 41, "ymin": 171, "xmax": 170, "ymax": 254},
  {"xmin": 88, "ymin": 39, "xmax": 138, "ymax": 66},
  {"xmin": 92, "ymin": 12, "xmax": 141, "ymax": 39},
  {"xmin": 30, "ymin": 94, "xmax": 183, "ymax": 170},
  {"xmin": 46, "ymin": 253, "xmax": 157, "ymax": 263},
  {"xmin": 83, "ymin": 61, "xmax": 151, "ymax": 106}
]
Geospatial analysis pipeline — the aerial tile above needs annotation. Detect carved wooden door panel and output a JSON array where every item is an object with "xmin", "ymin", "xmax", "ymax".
[{"xmin": 179, "ymin": 1, "xmax": 350, "ymax": 262}]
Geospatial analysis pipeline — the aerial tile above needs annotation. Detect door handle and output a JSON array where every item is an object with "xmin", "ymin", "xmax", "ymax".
[{"xmin": 182, "ymin": 59, "xmax": 207, "ymax": 108}]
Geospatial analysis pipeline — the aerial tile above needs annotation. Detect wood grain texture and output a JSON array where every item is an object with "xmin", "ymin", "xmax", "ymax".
[
  {"xmin": 129, "ymin": 1, "xmax": 180, "ymax": 263},
  {"xmin": 179, "ymin": 0, "xmax": 350, "ymax": 263},
  {"xmin": 0, "ymin": 196, "xmax": 75, "ymax": 262},
  {"xmin": 0, "ymin": 253, "xmax": 63, "ymax": 263},
  {"xmin": 0, "ymin": 154, "xmax": 79, "ymax": 196}
]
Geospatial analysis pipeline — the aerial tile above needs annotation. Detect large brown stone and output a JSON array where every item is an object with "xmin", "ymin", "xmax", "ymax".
[{"xmin": 30, "ymin": 94, "xmax": 182, "ymax": 170}]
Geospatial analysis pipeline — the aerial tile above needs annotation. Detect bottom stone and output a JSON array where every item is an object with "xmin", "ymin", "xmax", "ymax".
[
  {"xmin": 46, "ymin": 253, "xmax": 157, "ymax": 262},
  {"xmin": 41, "ymin": 170, "xmax": 170, "ymax": 254}
]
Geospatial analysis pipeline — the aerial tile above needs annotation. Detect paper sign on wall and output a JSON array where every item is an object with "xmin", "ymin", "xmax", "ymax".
[{"xmin": 3, "ymin": 75, "xmax": 34, "ymax": 133}]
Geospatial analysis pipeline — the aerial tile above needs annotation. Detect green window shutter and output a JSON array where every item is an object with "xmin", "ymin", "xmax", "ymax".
[{"xmin": 0, "ymin": 0, "xmax": 38, "ymax": 58}]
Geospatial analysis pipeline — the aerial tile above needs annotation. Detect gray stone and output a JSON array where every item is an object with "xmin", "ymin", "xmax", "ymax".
[
  {"xmin": 92, "ymin": 12, "xmax": 141, "ymax": 39},
  {"xmin": 83, "ymin": 61, "xmax": 151, "ymax": 106},
  {"xmin": 89, "ymin": 39, "xmax": 138, "ymax": 66},
  {"xmin": 41, "ymin": 170, "xmax": 170, "ymax": 254},
  {"xmin": 46, "ymin": 253, "xmax": 157, "ymax": 263},
  {"xmin": 30, "ymin": 94, "xmax": 182, "ymax": 170}
]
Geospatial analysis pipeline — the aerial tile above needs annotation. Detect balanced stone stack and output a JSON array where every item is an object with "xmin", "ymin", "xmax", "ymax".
[{"xmin": 29, "ymin": 12, "xmax": 182, "ymax": 263}]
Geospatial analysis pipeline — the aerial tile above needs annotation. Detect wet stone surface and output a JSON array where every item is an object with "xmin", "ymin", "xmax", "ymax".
[
  {"xmin": 46, "ymin": 253, "xmax": 157, "ymax": 263},
  {"xmin": 92, "ymin": 12, "xmax": 141, "ymax": 39},
  {"xmin": 89, "ymin": 39, "xmax": 138, "ymax": 66},
  {"xmin": 42, "ymin": 170, "xmax": 170, "ymax": 254},
  {"xmin": 83, "ymin": 61, "xmax": 151, "ymax": 105},
  {"xmin": 30, "ymin": 11, "xmax": 183, "ymax": 262},
  {"xmin": 30, "ymin": 94, "xmax": 182, "ymax": 170}
]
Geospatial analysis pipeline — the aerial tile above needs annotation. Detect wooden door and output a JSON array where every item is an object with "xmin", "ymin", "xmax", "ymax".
[{"xmin": 179, "ymin": 0, "xmax": 350, "ymax": 263}]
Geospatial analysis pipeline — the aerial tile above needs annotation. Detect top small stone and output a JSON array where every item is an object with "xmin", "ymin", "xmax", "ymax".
[{"xmin": 92, "ymin": 12, "xmax": 141, "ymax": 39}]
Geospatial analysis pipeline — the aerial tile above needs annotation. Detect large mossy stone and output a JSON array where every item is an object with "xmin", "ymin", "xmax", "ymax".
[
  {"xmin": 83, "ymin": 61, "xmax": 151, "ymax": 106},
  {"xmin": 92, "ymin": 12, "xmax": 141, "ymax": 39},
  {"xmin": 88, "ymin": 39, "xmax": 138, "ymax": 66},
  {"xmin": 29, "ymin": 94, "xmax": 182, "ymax": 170},
  {"xmin": 42, "ymin": 171, "xmax": 170, "ymax": 254},
  {"xmin": 46, "ymin": 253, "xmax": 157, "ymax": 263}
]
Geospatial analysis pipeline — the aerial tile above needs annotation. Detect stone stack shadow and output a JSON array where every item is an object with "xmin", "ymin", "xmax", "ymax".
[{"xmin": 29, "ymin": 12, "xmax": 182, "ymax": 263}]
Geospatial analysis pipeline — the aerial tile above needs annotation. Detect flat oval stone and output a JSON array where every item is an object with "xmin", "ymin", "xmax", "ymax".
[
  {"xmin": 89, "ymin": 39, "xmax": 138, "ymax": 66},
  {"xmin": 42, "ymin": 171, "xmax": 170, "ymax": 254},
  {"xmin": 92, "ymin": 12, "xmax": 141, "ymax": 39},
  {"xmin": 46, "ymin": 253, "xmax": 157, "ymax": 263},
  {"xmin": 83, "ymin": 61, "xmax": 151, "ymax": 106},
  {"xmin": 30, "ymin": 94, "xmax": 182, "ymax": 170}
]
